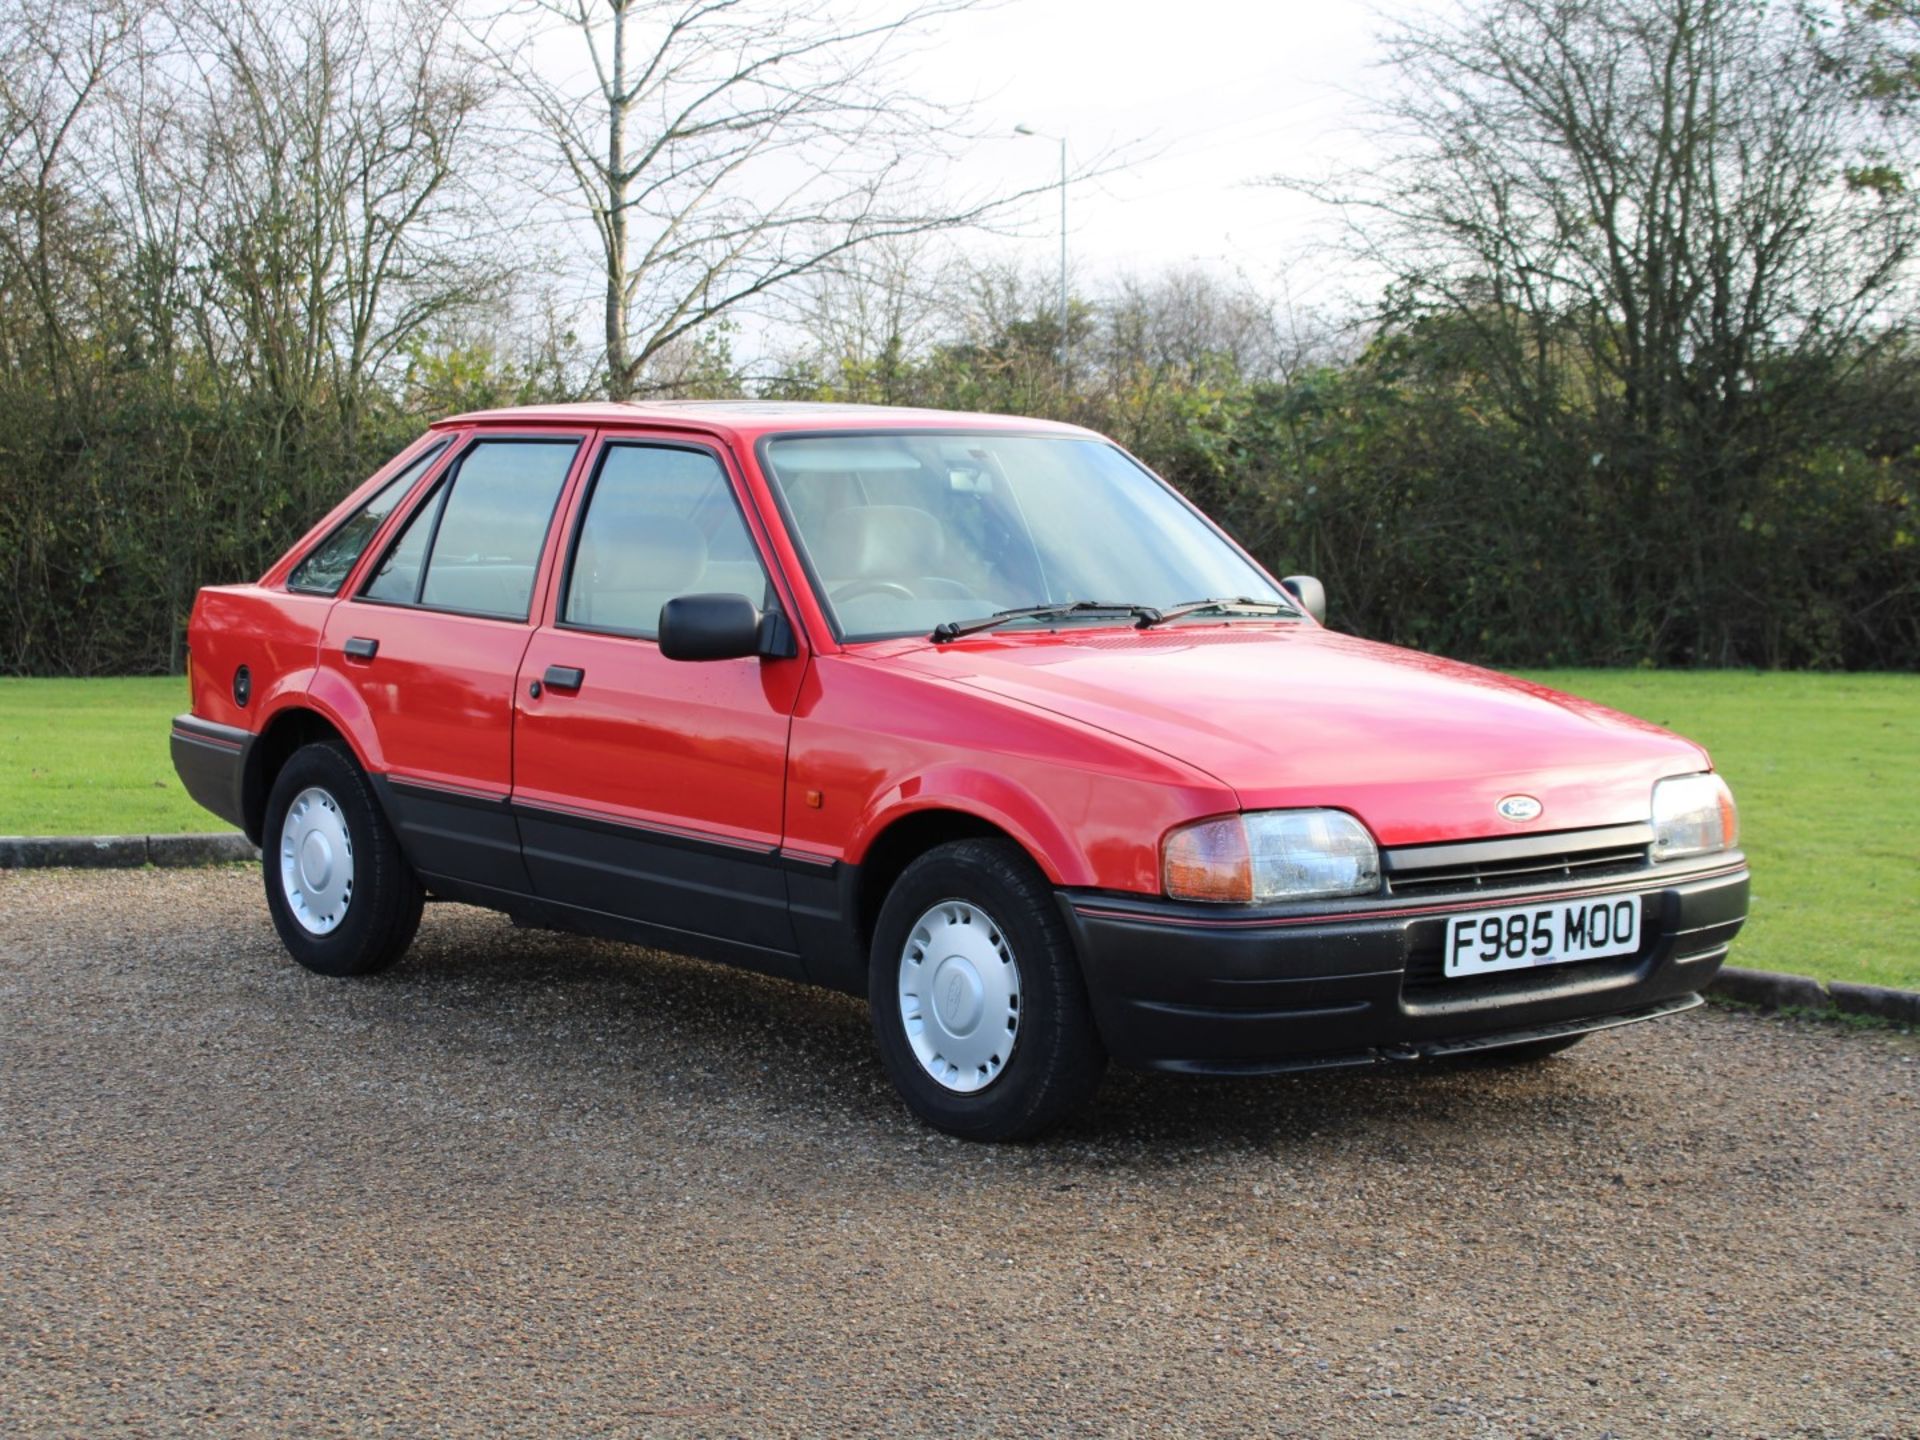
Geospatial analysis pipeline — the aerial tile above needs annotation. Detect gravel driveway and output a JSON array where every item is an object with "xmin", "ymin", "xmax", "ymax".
[{"xmin": 2, "ymin": 868, "xmax": 1915, "ymax": 1438}]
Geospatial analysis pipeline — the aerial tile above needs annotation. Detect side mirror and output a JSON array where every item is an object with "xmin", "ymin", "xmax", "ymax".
[
  {"xmin": 1280, "ymin": 574, "xmax": 1326, "ymax": 624},
  {"xmin": 658, "ymin": 593, "xmax": 795, "ymax": 661}
]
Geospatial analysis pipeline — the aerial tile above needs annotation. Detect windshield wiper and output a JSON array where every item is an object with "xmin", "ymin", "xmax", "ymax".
[
  {"xmin": 931, "ymin": 601, "xmax": 1164, "ymax": 644},
  {"xmin": 1135, "ymin": 596, "xmax": 1300, "ymax": 629}
]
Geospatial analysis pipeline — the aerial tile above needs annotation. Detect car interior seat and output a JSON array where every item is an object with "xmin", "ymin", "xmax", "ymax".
[
  {"xmin": 569, "ymin": 511, "xmax": 708, "ymax": 633},
  {"xmin": 812, "ymin": 505, "xmax": 973, "ymax": 599}
]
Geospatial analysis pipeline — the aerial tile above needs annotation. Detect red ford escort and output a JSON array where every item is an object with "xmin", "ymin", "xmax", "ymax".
[{"xmin": 172, "ymin": 402, "xmax": 1749, "ymax": 1138}]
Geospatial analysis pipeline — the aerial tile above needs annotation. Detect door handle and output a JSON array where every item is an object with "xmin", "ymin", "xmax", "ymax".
[
  {"xmin": 343, "ymin": 637, "xmax": 378, "ymax": 660},
  {"xmin": 542, "ymin": 664, "xmax": 585, "ymax": 693}
]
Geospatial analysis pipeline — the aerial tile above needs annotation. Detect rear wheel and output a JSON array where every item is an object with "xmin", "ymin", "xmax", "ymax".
[
  {"xmin": 869, "ymin": 839, "xmax": 1105, "ymax": 1140},
  {"xmin": 262, "ymin": 741, "xmax": 423, "ymax": 977}
]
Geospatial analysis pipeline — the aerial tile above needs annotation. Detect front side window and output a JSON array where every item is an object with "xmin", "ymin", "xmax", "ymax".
[
  {"xmin": 564, "ymin": 444, "xmax": 766, "ymax": 638},
  {"xmin": 287, "ymin": 440, "xmax": 447, "ymax": 595},
  {"xmin": 760, "ymin": 433, "xmax": 1287, "ymax": 640},
  {"xmin": 360, "ymin": 438, "xmax": 578, "ymax": 619}
]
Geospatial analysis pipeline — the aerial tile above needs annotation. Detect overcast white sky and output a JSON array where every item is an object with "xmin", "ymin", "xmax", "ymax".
[
  {"xmin": 913, "ymin": 0, "xmax": 1404, "ymax": 304},
  {"xmin": 504, "ymin": 0, "xmax": 1422, "ymax": 362}
]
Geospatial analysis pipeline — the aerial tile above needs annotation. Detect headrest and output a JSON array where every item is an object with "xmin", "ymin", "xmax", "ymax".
[
  {"xmin": 812, "ymin": 505, "xmax": 945, "ymax": 580},
  {"xmin": 580, "ymin": 512, "xmax": 707, "ymax": 594}
]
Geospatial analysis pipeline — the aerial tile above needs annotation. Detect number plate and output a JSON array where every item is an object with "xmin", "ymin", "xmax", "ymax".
[{"xmin": 1443, "ymin": 895, "xmax": 1642, "ymax": 978}]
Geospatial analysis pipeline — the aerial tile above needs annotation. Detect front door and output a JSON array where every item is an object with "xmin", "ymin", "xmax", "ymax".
[{"xmin": 511, "ymin": 439, "xmax": 807, "ymax": 969}]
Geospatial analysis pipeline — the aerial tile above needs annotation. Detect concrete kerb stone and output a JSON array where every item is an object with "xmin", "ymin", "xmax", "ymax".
[
  {"xmin": 1825, "ymin": 980, "xmax": 1920, "ymax": 1026},
  {"xmin": 1710, "ymin": 965, "xmax": 1831, "ymax": 1012},
  {"xmin": 1710, "ymin": 965, "xmax": 1917, "ymax": 1026},
  {"xmin": 145, "ymin": 833, "xmax": 260, "ymax": 867},
  {"xmin": 0, "ymin": 835, "xmax": 149, "ymax": 868},
  {"xmin": 1, "ymin": 833, "xmax": 257, "ymax": 869}
]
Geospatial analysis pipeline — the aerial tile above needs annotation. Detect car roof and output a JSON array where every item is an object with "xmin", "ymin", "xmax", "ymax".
[{"xmin": 431, "ymin": 399, "xmax": 1098, "ymax": 442}]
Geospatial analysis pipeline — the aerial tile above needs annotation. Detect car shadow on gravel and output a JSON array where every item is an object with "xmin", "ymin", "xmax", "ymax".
[
  {"xmin": 1056, "ymin": 1059, "xmax": 1605, "ymax": 1160},
  {"xmin": 343, "ymin": 905, "xmax": 1628, "ymax": 1166}
]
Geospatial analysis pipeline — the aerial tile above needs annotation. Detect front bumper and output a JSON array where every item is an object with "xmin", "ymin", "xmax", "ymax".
[{"xmin": 1058, "ymin": 855, "xmax": 1749, "ymax": 1074}]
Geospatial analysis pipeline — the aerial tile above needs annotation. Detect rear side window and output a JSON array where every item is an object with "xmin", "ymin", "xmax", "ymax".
[
  {"xmin": 360, "ymin": 438, "xmax": 579, "ymax": 620},
  {"xmin": 563, "ymin": 444, "xmax": 766, "ymax": 637},
  {"xmin": 287, "ymin": 441, "xmax": 447, "ymax": 595}
]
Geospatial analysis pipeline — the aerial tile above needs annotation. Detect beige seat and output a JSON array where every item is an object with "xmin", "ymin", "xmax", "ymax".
[
  {"xmin": 568, "ymin": 513, "xmax": 707, "ymax": 634},
  {"xmin": 813, "ymin": 505, "xmax": 970, "ymax": 598}
]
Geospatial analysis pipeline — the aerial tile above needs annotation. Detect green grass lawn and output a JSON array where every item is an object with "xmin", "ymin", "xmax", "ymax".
[
  {"xmin": 0, "ymin": 677, "xmax": 205, "ymax": 837},
  {"xmin": 1524, "ymin": 671, "xmax": 1918, "ymax": 992},
  {"xmin": 3, "ymin": 671, "xmax": 1915, "ymax": 990}
]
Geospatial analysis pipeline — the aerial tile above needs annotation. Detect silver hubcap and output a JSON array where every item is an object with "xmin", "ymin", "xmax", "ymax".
[
  {"xmin": 279, "ymin": 786, "xmax": 354, "ymax": 935},
  {"xmin": 898, "ymin": 899, "xmax": 1020, "ymax": 1093}
]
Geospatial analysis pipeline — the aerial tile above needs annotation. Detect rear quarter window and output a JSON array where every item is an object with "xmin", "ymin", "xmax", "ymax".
[{"xmin": 287, "ymin": 441, "xmax": 447, "ymax": 595}]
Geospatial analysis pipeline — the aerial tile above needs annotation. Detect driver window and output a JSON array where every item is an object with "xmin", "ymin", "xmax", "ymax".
[{"xmin": 565, "ymin": 444, "xmax": 766, "ymax": 638}]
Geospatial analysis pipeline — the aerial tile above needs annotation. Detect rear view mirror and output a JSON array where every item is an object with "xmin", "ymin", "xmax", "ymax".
[
  {"xmin": 947, "ymin": 465, "xmax": 994, "ymax": 494},
  {"xmin": 658, "ymin": 593, "xmax": 795, "ymax": 661},
  {"xmin": 1281, "ymin": 574, "xmax": 1327, "ymax": 624}
]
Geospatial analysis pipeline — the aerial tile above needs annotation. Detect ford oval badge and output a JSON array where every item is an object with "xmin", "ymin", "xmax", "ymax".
[{"xmin": 1497, "ymin": 794, "xmax": 1543, "ymax": 822}]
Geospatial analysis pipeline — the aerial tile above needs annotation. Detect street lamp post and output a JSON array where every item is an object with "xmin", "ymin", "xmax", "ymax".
[{"xmin": 1014, "ymin": 124, "xmax": 1068, "ymax": 376}]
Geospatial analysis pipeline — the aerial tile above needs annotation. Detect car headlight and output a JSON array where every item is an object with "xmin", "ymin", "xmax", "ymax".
[
  {"xmin": 1163, "ymin": 809, "xmax": 1381, "ymax": 904},
  {"xmin": 1650, "ymin": 773, "xmax": 1739, "ymax": 861}
]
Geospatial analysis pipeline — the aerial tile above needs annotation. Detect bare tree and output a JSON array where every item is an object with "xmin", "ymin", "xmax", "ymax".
[
  {"xmin": 474, "ymin": 0, "xmax": 1059, "ymax": 399},
  {"xmin": 0, "ymin": 0, "xmax": 142, "ymax": 397},
  {"xmin": 131, "ymin": 0, "xmax": 502, "ymax": 443},
  {"xmin": 0, "ymin": 0, "xmax": 150, "ymax": 670},
  {"xmin": 64, "ymin": 0, "xmax": 505, "ymax": 667},
  {"xmin": 1282, "ymin": 0, "xmax": 1916, "ymax": 429},
  {"xmin": 769, "ymin": 235, "xmax": 947, "ymax": 400},
  {"xmin": 1102, "ymin": 266, "xmax": 1287, "ymax": 385},
  {"xmin": 1271, "ymin": 0, "xmax": 1920, "ymax": 659},
  {"xmin": 1843, "ymin": 0, "xmax": 1920, "ymax": 114},
  {"xmin": 1824, "ymin": 0, "xmax": 1920, "ymax": 195}
]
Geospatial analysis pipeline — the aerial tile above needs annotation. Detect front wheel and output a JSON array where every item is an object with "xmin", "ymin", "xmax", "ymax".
[
  {"xmin": 262, "ymin": 741, "xmax": 423, "ymax": 977},
  {"xmin": 869, "ymin": 839, "xmax": 1105, "ymax": 1140}
]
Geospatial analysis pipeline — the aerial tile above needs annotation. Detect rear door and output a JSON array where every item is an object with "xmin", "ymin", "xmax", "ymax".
[
  {"xmin": 511, "ymin": 436, "xmax": 808, "ymax": 970},
  {"xmin": 320, "ymin": 430, "xmax": 588, "ymax": 893}
]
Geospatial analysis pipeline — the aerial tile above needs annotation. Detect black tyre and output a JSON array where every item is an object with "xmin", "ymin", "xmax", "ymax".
[
  {"xmin": 869, "ymin": 838, "xmax": 1106, "ymax": 1140},
  {"xmin": 262, "ymin": 741, "xmax": 423, "ymax": 977},
  {"xmin": 1458, "ymin": 1032, "xmax": 1588, "ymax": 1066}
]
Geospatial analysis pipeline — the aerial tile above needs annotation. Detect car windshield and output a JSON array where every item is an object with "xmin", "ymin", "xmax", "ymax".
[{"xmin": 760, "ymin": 433, "xmax": 1290, "ymax": 641}]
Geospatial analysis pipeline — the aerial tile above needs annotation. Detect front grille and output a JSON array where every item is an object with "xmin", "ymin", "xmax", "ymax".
[
  {"xmin": 1382, "ymin": 823, "xmax": 1653, "ymax": 898},
  {"xmin": 1385, "ymin": 842, "xmax": 1650, "ymax": 897}
]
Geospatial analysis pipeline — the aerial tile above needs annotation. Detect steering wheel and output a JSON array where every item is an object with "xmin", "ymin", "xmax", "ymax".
[{"xmin": 831, "ymin": 580, "xmax": 917, "ymax": 603}]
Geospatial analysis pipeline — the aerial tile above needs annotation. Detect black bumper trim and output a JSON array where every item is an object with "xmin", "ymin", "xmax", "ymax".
[
  {"xmin": 1144, "ymin": 995, "xmax": 1704, "ymax": 1077},
  {"xmin": 169, "ymin": 715, "xmax": 252, "ymax": 833},
  {"xmin": 1415, "ymin": 994, "xmax": 1701, "ymax": 1058},
  {"xmin": 1058, "ymin": 862, "xmax": 1748, "ymax": 1073},
  {"xmin": 1132, "ymin": 996, "xmax": 1373, "ymax": 1023}
]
